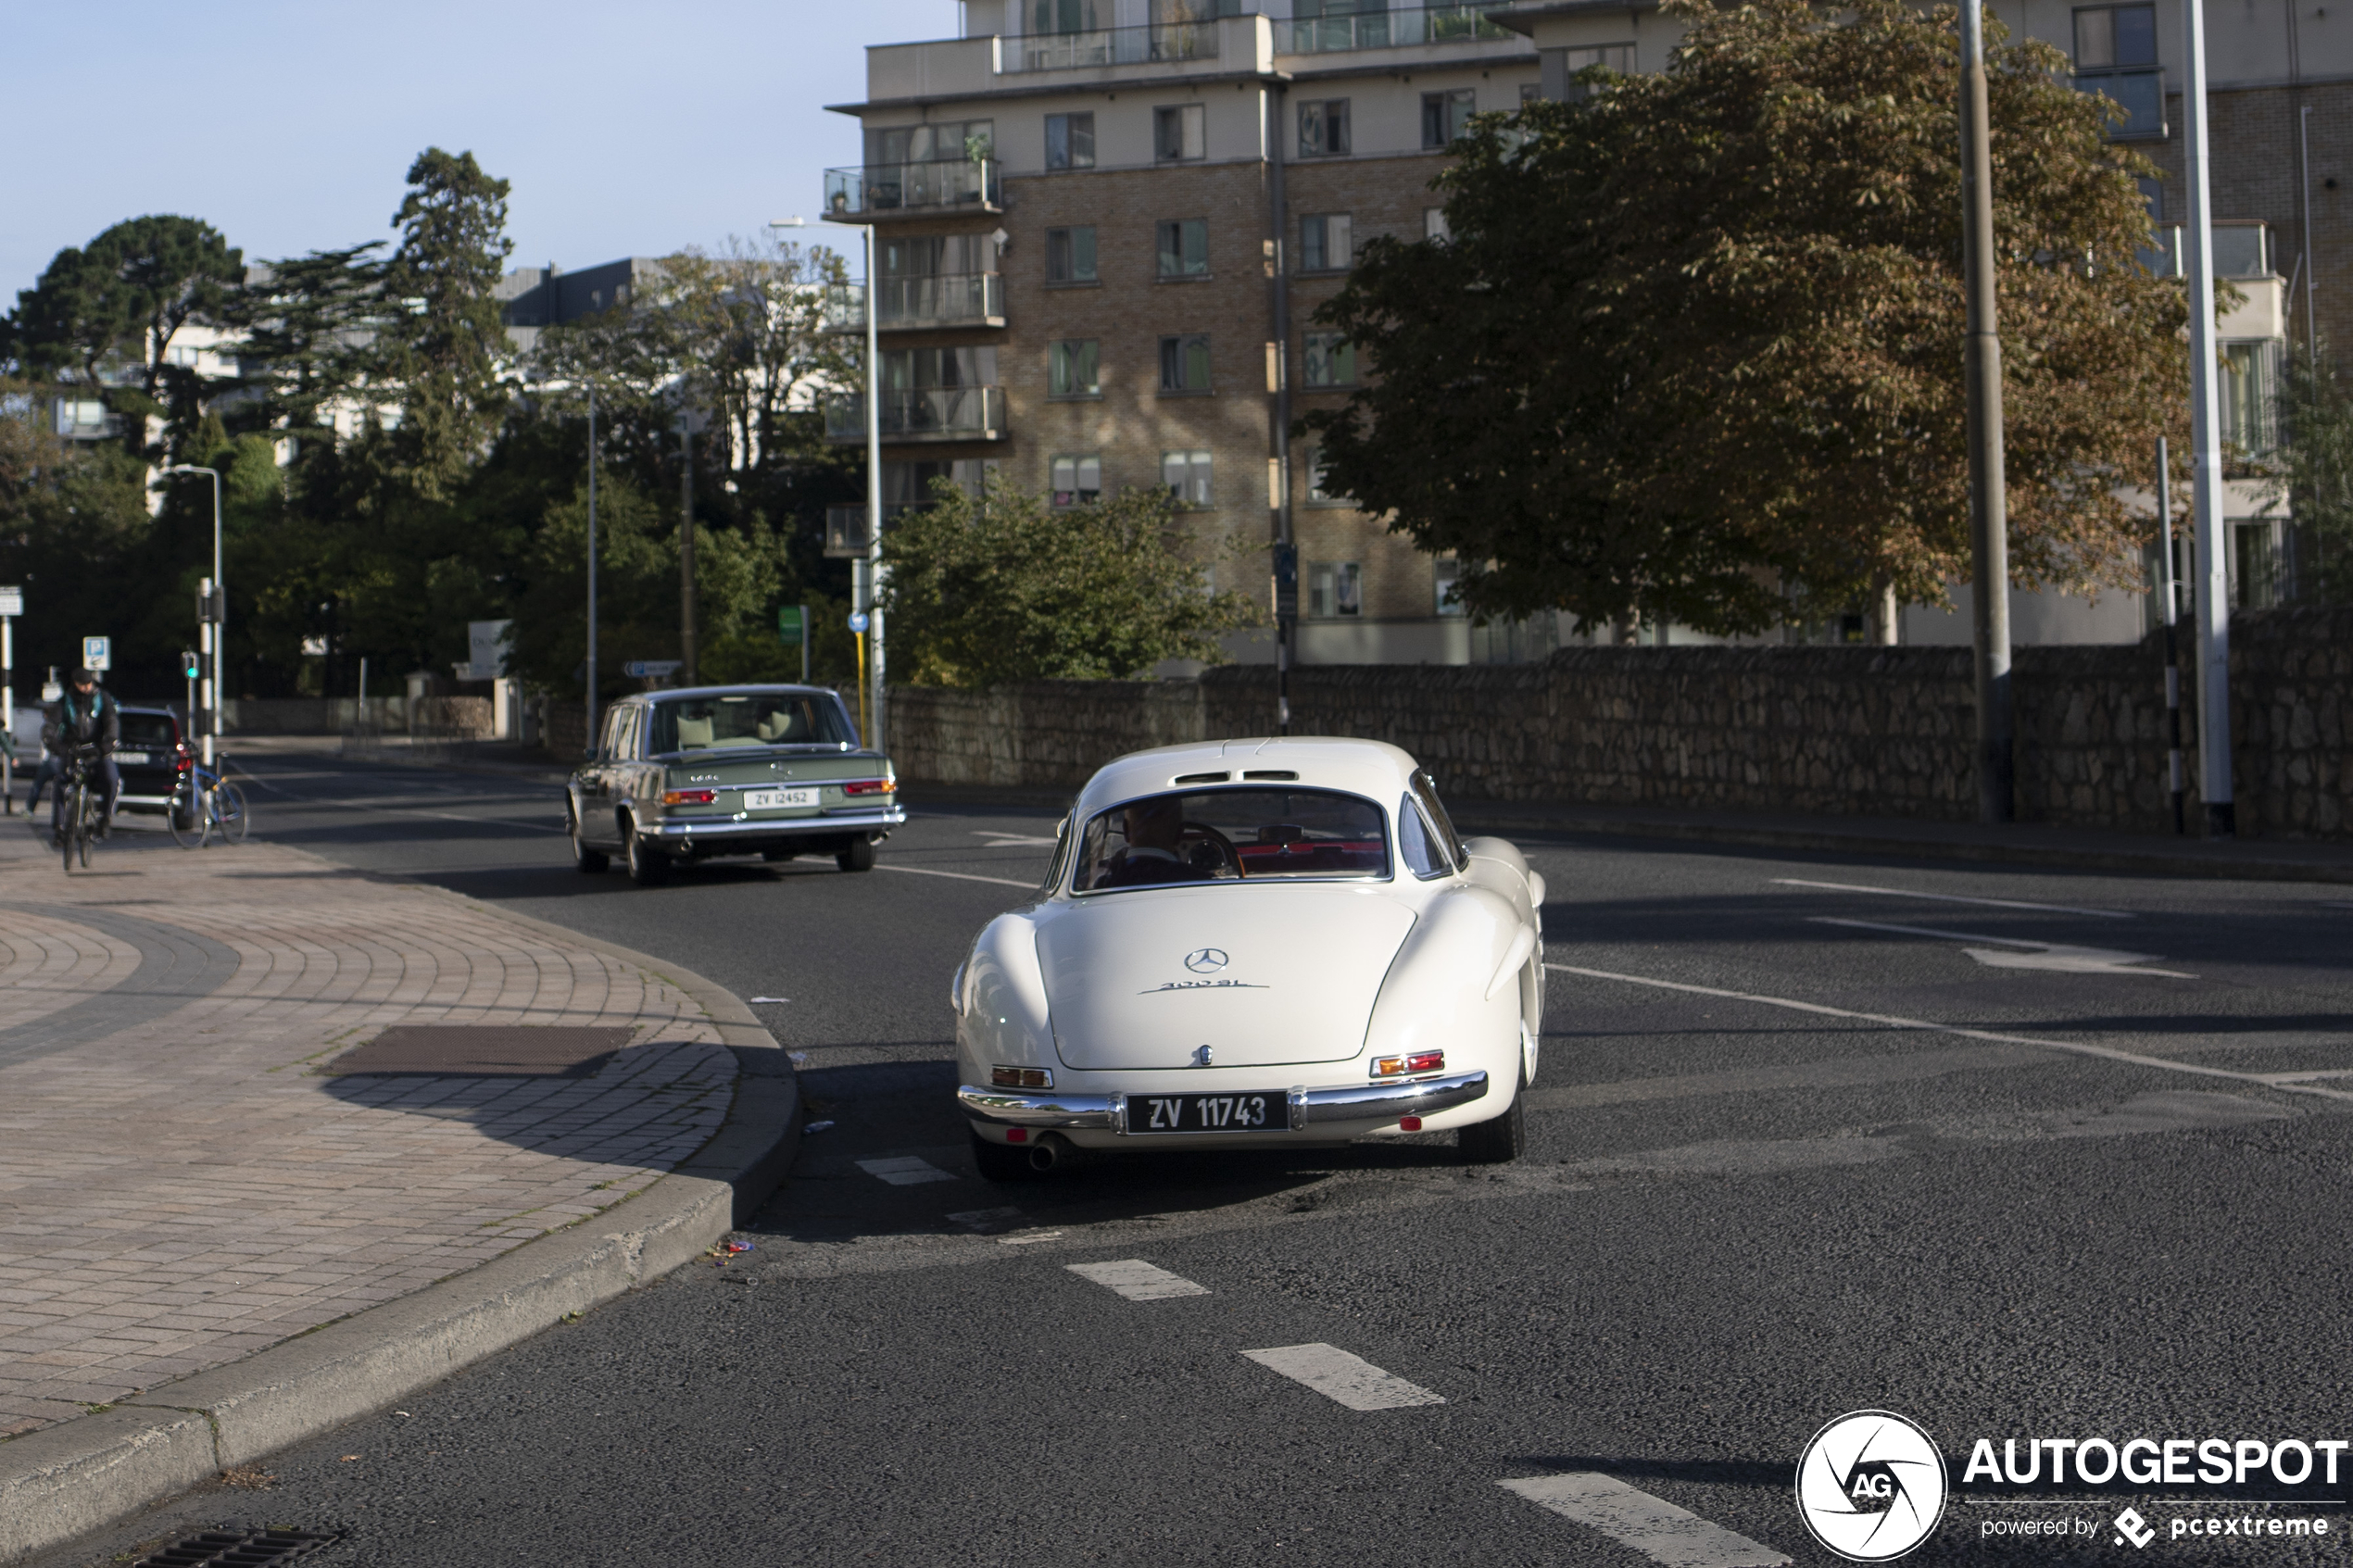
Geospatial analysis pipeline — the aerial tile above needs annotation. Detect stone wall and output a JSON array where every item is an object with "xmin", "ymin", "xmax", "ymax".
[{"xmin": 883, "ymin": 608, "xmax": 2353, "ymax": 841}]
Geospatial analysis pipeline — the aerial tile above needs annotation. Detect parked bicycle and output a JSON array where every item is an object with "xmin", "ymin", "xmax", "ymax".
[
  {"xmin": 57, "ymin": 744, "xmax": 107, "ymax": 872},
  {"xmin": 169, "ymin": 759, "xmax": 249, "ymax": 848}
]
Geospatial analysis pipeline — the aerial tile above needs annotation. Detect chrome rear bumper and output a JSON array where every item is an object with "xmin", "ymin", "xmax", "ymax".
[
  {"xmin": 956, "ymin": 1069, "xmax": 1491, "ymax": 1134},
  {"xmin": 648, "ymin": 806, "xmax": 905, "ymax": 842}
]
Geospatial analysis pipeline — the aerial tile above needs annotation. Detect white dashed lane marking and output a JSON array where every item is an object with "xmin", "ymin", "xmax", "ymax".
[
  {"xmin": 1066, "ymin": 1260, "xmax": 1209, "ymax": 1300},
  {"xmin": 875, "ymin": 864, "xmax": 1038, "ymax": 889},
  {"xmin": 1770, "ymin": 877, "xmax": 2132, "ymax": 919},
  {"xmin": 1241, "ymin": 1343, "xmax": 1444, "ymax": 1411},
  {"xmin": 1500, "ymin": 1473, "xmax": 1792, "ymax": 1568},
  {"xmin": 946, "ymin": 1207, "xmax": 1024, "ymax": 1232},
  {"xmin": 855, "ymin": 1157, "xmax": 957, "ymax": 1186}
]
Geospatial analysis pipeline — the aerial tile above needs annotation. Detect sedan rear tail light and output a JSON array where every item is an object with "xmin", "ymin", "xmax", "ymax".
[
  {"xmin": 991, "ymin": 1065, "xmax": 1053, "ymax": 1089},
  {"xmin": 1370, "ymin": 1050, "xmax": 1445, "ymax": 1079},
  {"xmin": 661, "ymin": 789, "xmax": 717, "ymax": 806},
  {"xmin": 842, "ymin": 779, "xmax": 896, "ymax": 797}
]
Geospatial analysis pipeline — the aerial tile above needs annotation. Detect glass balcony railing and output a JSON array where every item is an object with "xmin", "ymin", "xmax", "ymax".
[
  {"xmin": 1003, "ymin": 21, "xmax": 1220, "ymax": 72},
  {"xmin": 823, "ymin": 274, "xmax": 1006, "ymax": 332},
  {"xmin": 1284, "ymin": 5, "xmax": 1514, "ymax": 54},
  {"xmin": 824, "ymin": 158, "xmax": 1002, "ymax": 220},
  {"xmin": 824, "ymin": 385, "xmax": 1007, "ymax": 443},
  {"xmin": 2141, "ymin": 221, "xmax": 2272, "ymax": 279}
]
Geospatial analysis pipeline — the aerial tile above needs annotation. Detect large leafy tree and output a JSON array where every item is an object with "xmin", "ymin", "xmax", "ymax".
[
  {"xmin": 226, "ymin": 243, "xmax": 387, "ymax": 434},
  {"xmin": 2277, "ymin": 348, "xmax": 2353, "ymax": 603},
  {"xmin": 377, "ymin": 148, "xmax": 514, "ymax": 495},
  {"xmin": 881, "ymin": 480, "xmax": 1259, "ymax": 684},
  {"xmin": 1303, "ymin": 0, "xmax": 2189, "ymax": 638}
]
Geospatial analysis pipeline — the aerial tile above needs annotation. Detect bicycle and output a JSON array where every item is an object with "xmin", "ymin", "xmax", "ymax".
[
  {"xmin": 169, "ymin": 760, "xmax": 249, "ymax": 849},
  {"xmin": 57, "ymin": 746, "xmax": 107, "ymax": 872}
]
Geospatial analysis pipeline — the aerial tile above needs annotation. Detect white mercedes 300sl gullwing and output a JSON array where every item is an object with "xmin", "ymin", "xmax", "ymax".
[{"xmin": 953, "ymin": 736, "xmax": 1546, "ymax": 1180}]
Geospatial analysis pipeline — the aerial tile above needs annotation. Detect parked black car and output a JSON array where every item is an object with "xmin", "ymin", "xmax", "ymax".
[{"xmin": 111, "ymin": 707, "xmax": 192, "ymax": 821}]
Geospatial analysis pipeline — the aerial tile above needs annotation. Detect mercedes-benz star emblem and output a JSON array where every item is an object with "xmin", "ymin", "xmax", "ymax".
[{"xmin": 1184, "ymin": 948, "xmax": 1228, "ymax": 973}]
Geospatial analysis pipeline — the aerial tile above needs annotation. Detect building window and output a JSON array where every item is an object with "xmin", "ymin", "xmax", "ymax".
[
  {"xmin": 1434, "ymin": 558, "xmax": 1466, "ymax": 617},
  {"xmin": 1051, "ymin": 454, "xmax": 1102, "ymax": 508},
  {"xmin": 1298, "ymin": 98, "xmax": 1351, "ymax": 157},
  {"xmin": 1050, "ymin": 339, "xmax": 1101, "ymax": 398},
  {"xmin": 868, "ymin": 119, "xmax": 994, "ymax": 166},
  {"xmin": 1162, "ymin": 449, "xmax": 1214, "ymax": 508},
  {"xmin": 1540, "ymin": 43, "xmax": 1633, "ymax": 101},
  {"xmin": 2072, "ymin": 5, "xmax": 2162, "ymax": 138},
  {"xmin": 1421, "ymin": 89, "xmax": 1476, "ymax": 149},
  {"xmin": 1302, "ymin": 332, "xmax": 1355, "ymax": 387},
  {"xmin": 2220, "ymin": 341, "xmax": 2277, "ymax": 458},
  {"xmin": 1304, "ymin": 442, "xmax": 1346, "ymax": 505},
  {"xmin": 1300, "ymin": 213, "xmax": 1353, "ymax": 273},
  {"xmin": 1035, "ymin": 0, "xmax": 1101, "ymax": 32},
  {"xmin": 1045, "ymin": 112, "xmax": 1097, "ymax": 170},
  {"xmin": 1046, "ymin": 225, "xmax": 1099, "ymax": 283},
  {"xmin": 1154, "ymin": 103, "xmax": 1206, "ymax": 162},
  {"xmin": 1157, "ymin": 218, "xmax": 1210, "ymax": 278},
  {"xmin": 1159, "ymin": 333, "xmax": 1213, "ymax": 393},
  {"xmin": 1425, "ymin": 207, "xmax": 1452, "ymax": 242},
  {"xmin": 1309, "ymin": 560, "xmax": 1363, "ymax": 618}
]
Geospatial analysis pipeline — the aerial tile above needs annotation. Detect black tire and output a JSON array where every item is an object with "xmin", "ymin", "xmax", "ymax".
[
  {"xmin": 1457, "ymin": 1074, "xmax": 1527, "ymax": 1165},
  {"xmin": 625, "ymin": 825, "xmax": 669, "ymax": 885},
  {"xmin": 62, "ymin": 784, "xmax": 82, "ymax": 873},
  {"xmin": 168, "ymin": 793, "xmax": 203, "ymax": 848},
  {"xmin": 837, "ymin": 835, "xmax": 875, "ymax": 872},
  {"xmin": 212, "ymin": 782, "xmax": 248, "ymax": 844},
  {"xmin": 570, "ymin": 809, "xmax": 609, "ymax": 873},
  {"xmin": 971, "ymin": 1129, "xmax": 1038, "ymax": 1184}
]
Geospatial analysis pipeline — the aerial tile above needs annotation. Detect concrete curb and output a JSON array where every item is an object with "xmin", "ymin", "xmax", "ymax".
[{"xmin": 0, "ymin": 893, "xmax": 800, "ymax": 1567}]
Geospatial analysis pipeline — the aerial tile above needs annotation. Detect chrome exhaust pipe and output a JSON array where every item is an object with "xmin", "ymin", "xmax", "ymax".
[{"xmin": 1027, "ymin": 1132, "xmax": 1083, "ymax": 1173}]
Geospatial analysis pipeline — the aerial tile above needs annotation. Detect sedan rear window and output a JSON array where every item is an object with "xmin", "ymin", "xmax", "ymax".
[
  {"xmin": 1073, "ymin": 788, "xmax": 1390, "ymax": 892},
  {"xmin": 120, "ymin": 713, "xmax": 179, "ymax": 750},
  {"xmin": 648, "ymin": 693, "xmax": 855, "ymax": 754}
]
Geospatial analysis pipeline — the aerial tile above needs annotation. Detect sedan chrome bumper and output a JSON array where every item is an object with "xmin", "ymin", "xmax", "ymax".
[
  {"xmin": 647, "ymin": 806, "xmax": 906, "ymax": 841},
  {"xmin": 956, "ymin": 1069, "xmax": 1490, "ymax": 1134}
]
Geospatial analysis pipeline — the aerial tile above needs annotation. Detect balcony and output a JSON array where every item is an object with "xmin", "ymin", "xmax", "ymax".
[
  {"xmin": 1283, "ymin": 5, "xmax": 1516, "ymax": 55},
  {"xmin": 824, "ymin": 158, "xmax": 1001, "ymax": 222},
  {"xmin": 824, "ymin": 274, "xmax": 1006, "ymax": 333},
  {"xmin": 1002, "ymin": 20, "xmax": 1219, "ymax": 73},
  {"xmin": 824, "ymin": 506, "xmax": 920, "ymax": 557},
  {"xmin": 2072, "ymin": 67, "xmax": 2165, "ymax": 140},
  {"xmin": 824, "ymin": 385, "xmax": 1007, "ymax": 444}
]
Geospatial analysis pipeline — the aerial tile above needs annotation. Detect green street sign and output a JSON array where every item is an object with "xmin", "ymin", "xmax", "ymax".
[{"xmin": 777, "ymin": 605, "xmax": 806, "ymax": 645}]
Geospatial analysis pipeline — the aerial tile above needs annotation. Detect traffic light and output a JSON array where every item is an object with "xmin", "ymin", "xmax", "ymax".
[{"xmin": 181, "ymin": 649, "xmax": 200, "ymax": 680}]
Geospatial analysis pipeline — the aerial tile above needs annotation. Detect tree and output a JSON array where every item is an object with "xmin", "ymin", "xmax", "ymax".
[
  {"xmin": 1303, "ymin": 0, "xmax": 2190, "ymax": 638},
  {"xmin": 378, "ymin": 148, "xmax": 514, "ymax": 495},
  {"xmin": 2278, "ymin": 347, "xmax": 2353, "ymax": 603},
  {"xmin": 880, "ymin": 480, "xmax": 1259, "ymax": 685},
  {"xmin": 226, "ymin": 243, "xmax": 387, "ymax": 433}
]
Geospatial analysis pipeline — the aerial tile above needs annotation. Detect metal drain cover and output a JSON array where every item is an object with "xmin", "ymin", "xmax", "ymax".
[
  {"xmin": 134, "ymin": 1527, "xmax": 338, "ymax": 1566},
  {"xmin": 325, "ymin": 1024, "xmax": 637, "ymax": 1076}
]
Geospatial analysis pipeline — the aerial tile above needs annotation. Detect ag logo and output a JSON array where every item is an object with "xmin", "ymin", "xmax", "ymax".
[
  {"xmin": 1183, "ymin": 947, "xmax": 1227, "ymax": 973},
  {"xmin": 1795, "ymin": 1410, "xmax": 1947, "ymax": 1562}
]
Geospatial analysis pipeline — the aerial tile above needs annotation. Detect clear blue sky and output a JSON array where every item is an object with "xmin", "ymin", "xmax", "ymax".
[{"xmin": 1, "ymin": 1, "xmax": 961, "ymax": 307}]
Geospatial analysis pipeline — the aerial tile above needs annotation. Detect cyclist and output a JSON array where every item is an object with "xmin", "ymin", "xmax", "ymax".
[{"xmin": 46, "ymin": 668, "xmax": 120, "ymax": 845}]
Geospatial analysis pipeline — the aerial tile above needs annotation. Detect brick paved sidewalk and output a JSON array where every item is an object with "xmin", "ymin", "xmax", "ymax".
[{"xmin": 0, "ymin": 823, "xmax": 739, "ymax": 1440}]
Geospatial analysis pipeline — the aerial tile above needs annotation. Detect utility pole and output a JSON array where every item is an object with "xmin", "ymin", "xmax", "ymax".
[
  {"xmin": 679, "ymin": 414, "xmax": 698, "ymax": 687},
  {"xmin": 1266, "ymin": 81, "xmax": 1295, "ymax": 736},
  {"xmin": 2157, "ymin": 438, "xmax": 2186, "ymax": 835},
  {"xmin": 1959, "ymin": 0, "xmax": 2013, "ymax": 823},
  {"xmin": 2183, "ymin": 0, "xmax": 2234, "ymax": 836},
  {"xmin": 863, "ymin": 221, "xmax": 887, "ymax": 753},
  {"xmin": 585, "ymin": 386, "xmax": 598, "ymax": 754},
  {"xmin": 164, "ymin": 466, "xmax": 224, "ymax": 771}
]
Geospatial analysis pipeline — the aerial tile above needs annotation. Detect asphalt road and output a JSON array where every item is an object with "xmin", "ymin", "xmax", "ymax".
[{"xmin": 37, "ymin": 749, "xmax": 2353, "ymax": 1568}]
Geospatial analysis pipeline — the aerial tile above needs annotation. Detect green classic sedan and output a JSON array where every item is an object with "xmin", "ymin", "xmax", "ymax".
[{"xmin": 565, "ymin": 684, "xmax": 905, "ymax": 885}]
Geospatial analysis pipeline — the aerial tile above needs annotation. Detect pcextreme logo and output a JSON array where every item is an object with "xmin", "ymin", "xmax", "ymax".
[{"xmin": 1796, "ymin": 1411, "xmax": 1950, "ymax": 1562}]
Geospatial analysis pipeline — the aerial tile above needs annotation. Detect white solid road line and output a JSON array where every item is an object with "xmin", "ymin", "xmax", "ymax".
[
  {"xmin": 1066, "ymin": 1260, "xmax": 1211, "ymax": 1300},
  {"xmin": 1772, "ymin": 877, "xmax": 2132, "ymax": 919},
  {"xmin": 875, "ymin": 864, "xmax": 1038, "ymax": 889},
  {"xmin": 243, "ymin": 777, "xmax": 566, "ymax": 834},
  {"xmin": 1499, "ymin": 1473, "xmax": 1792, "ymax": 1568},
  {"xmin": 1544, "ymin": 963, "xmax": 2353, "ymax": 1103},
  {"xmin": 855, "ymin": 1156, "xmax": 957, "ymax": 1186},
  {"xmin": 1241, "ymin": 1343, "xmax": 1445, "ymax": 1411},
  {"xmin": 973, "ymin": 830, "xmax": 1061, "ymax": 847},
  {"xmin": 1808, "ymin": 917, "xmax": 2196, "ymax": 978}
]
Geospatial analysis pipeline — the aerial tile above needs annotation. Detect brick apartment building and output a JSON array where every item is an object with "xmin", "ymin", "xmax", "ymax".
[{"xmin": 823, "ymin": 0, "xmax": 2312, "ymax": 660}]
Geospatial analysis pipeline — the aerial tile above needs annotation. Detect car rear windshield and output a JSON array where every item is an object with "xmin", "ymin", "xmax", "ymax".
[
  {"xmin": 1073, "ymin": 788, "xmax": 1390, "ymax": 892},
  {"xmin": 647, "ymin": 693, "xmax": 855, "ymax": 755},
  {"xmin": 120, "ymin": 714, "xmax": 178, "ymax": 750}
]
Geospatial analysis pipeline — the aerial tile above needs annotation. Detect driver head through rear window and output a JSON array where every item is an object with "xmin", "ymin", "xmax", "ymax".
[{"xmin": 1073, "ymin": 787, "xmax": 1390, "ymax": 891}]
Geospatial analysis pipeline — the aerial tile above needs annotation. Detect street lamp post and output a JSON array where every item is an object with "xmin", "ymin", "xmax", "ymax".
[
  {"xmin": 586, "ymin": 386, "xmax": 599, "ymax": 757},
  {"xmin": 1958, "ymin": 0, "xmax": 2014, "ymax": 824},
  {"xmin": 163, "ymin": 465, "xmax": 224, "ymax": 770},
  {"xmin": 2182, "ymin": 0, "xmax": 2235, "ymax": 837},
  {"xmin": 775, "ymin": 216, "xmax": 886, "ymax": 751}
]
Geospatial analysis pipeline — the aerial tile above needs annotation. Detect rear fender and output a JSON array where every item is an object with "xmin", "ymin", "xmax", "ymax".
[
  {"xmin": 1363, "ymin": 884, "xmax": 1524, "ymax": 1081},
  {"xmin": 958, "ymin": 913, "xmax": 1053, "ymax": 1080}
]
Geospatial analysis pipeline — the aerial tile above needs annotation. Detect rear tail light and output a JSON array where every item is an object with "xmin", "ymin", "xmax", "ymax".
[
  {"xmin": 1370, "ymin": 1050, "xmax": 1445, "ymax": 1079},
  {"xmin": 661, "ymin": 789, "xmax": 717, "ymax": 806},
  {"xmin": 991, "ymin": 1065, "xmax": 1053, "ymax": 1089},
  {"xmin": 1398, "ymin": 1115, "xmax": 1424, "ymax": 1132},
  {"xmin": 842, "ymin": 779, "xmax": 896, "ymax": 797}
]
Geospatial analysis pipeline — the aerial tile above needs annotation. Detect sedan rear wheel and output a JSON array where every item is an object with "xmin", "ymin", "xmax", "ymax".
[
  {"xmin": 625, "ymin": 825, "xmax": 669, "ymax": 886},
  {"xmin": 1457, "ymin": 1069, "xmax": 1526, "ymax": 1165},
  {"xmin": 837, "ymin": 836, "xmax": 875, "ymax": 873}
]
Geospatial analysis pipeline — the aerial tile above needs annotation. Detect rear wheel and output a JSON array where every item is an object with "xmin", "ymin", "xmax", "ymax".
[
  {"xmin": 1457, "ymin": 1071, "xmax": 1526, "ymax": 1165},
  {"xmin": 168, "ymin": 790, "xmax": 204, "ymax": 848},
  {"xmin": 61, "ymin": 784, "xmax": 83, "ymax": 872},
  {"xmin": 837, "ymin": 836, "xmax": 875, "ymax": 873},
  {"xmin": 625, "ymin": 826, "xmax": 669, "ymax": 885},
  {"xmin": 971, "ymin": 1129, "xmax": 1037, "ymax": 1184},
  {"xmin": 570, "ymin": 808, "xmax": 609, "ymax": 873},
  {"xmin": 212, "ymin": 782, "xmax": 248, "ymax": 844}
]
